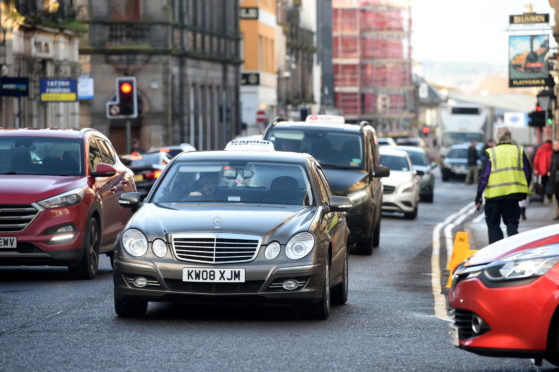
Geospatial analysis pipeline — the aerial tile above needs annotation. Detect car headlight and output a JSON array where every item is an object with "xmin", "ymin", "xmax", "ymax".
[
  {"xmin": 286, "ymin": 232, "xmax": 314, "ymax": 260},
  {"xmin": 122, "ymin": 229, "xmax": 148, "ymax": 257},
  {"xmin": 38, "ymin": 188, "xmax": 84, "ymax": 209},
  {"xmin": 482, "ymin": 245, "xmax": 559, "ymax": 281},
  {"xmin": 398, "ymin": 182, "xmax": 414, "ymax": 194},
  {"xmin": 264, "ymin": 241, "xmax": 281, "ymax": 260},
  {"xmin": 348, "ymin": 189, "xmax": 367, "ymax": 205},
  {"xmin": 152, "ymin": 239, "xmax": 168, "ymax": 258}
]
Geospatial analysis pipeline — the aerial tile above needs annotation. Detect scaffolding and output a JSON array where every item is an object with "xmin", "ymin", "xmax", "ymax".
[{"xmin": 332, "ymin": 0, "xmax": 415, "ymax": 129}]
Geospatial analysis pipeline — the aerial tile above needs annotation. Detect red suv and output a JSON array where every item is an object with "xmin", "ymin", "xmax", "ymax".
[{"xmin": 0, "ymin": 128, "xmax": 136, "ymax": 279}]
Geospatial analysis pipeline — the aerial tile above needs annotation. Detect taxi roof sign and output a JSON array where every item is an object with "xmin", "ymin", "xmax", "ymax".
[
  {"xmin": 305, "ymin": 115, "xmax": 345, "ymax": 124},
  {"xmin": 225, "ymin": 139, "xmax": 275, "ymax": 152}
]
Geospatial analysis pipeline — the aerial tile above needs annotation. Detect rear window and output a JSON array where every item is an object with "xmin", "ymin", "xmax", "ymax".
[
  {"xmin": 447, "ymin": 148, "xmax": 468, "ymax": 158},
  {"xmin": 0, "ymin": 137, "xmax": 83, "ymax": 176},
  {"xmin": 403, "ymin": 150, "xmax": 428, "ymax": 166}
]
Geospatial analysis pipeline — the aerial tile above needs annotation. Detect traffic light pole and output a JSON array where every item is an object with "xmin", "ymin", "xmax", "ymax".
[{"xmin": 126, "ymin": 120, "xmax": 131, "ymax": 154}]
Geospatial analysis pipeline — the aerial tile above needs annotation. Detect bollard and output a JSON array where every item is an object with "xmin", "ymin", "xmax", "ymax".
[{"xmin": 446, "ymin": 231, "xmax": 477, "ymax": 289}]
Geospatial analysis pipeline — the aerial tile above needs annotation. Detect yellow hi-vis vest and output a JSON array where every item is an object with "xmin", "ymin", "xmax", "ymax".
[{"xmin": 485, "ymin": 144, "xmax": 529, "ymax": 199}]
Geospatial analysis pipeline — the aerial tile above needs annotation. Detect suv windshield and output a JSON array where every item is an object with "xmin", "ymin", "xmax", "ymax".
[
  {"xmin": 152, "ymin": 161, "xmax": 313, "ymax": 205},
  {"xmin": 0, "ymin": 137, "xmax": 83, "ymax": 176},
  {"xmin": 265, "ymin": 129, "xmax": 364, "ymax": 169}
]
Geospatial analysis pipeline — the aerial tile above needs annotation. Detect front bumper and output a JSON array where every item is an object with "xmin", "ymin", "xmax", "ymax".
[
  {"xmin": 0, "ymin": 203, "xmax": 87, "ymax": 265},
  {"xmin": 114, "ymin": 257, "xmax": 325, "ymax": 304},
  {"xmin": 448, "ymin": 267, "xmax": 559, "ymax": 355},
  {"xmin": 382, "ymin": 190, "xmax": 415, "ymax": 213}
]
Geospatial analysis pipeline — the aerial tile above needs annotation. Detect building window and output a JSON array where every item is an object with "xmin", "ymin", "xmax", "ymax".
[{"xmin": 111, "ymin": 0, "xmax": 140, "ymax": 20}]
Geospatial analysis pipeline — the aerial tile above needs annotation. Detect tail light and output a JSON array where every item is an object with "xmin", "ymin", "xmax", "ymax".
[{"xmin": 144, "ymin": 170, "xmax": 162, "ymax": 179}]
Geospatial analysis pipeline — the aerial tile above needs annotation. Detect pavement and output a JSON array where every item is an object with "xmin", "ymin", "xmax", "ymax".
[{"xmin": 465, "ymin": 197, "xmax": 558, "ymax": 251}]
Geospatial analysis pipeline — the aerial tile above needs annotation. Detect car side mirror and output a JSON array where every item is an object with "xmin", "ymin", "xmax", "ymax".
[
  {"xmin": 329, "ymin": 195, "xmax": 352, "ymax": 212},
  {"xmin": 415, "ymin": 169, "xmax": 425, "ymax": 176},
  {"xmin": 373, "ymin": 165, "xmax": 390, "ymax": 178},
  {"xmin": 91, "ymin": 163, "xmax": 117, "ymax": 177},
  {"xmin": 119, "ymin": 192, "xmax": 142, "ymax": 208}
]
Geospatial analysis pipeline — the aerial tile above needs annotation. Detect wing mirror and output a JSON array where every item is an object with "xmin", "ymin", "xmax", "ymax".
[
  {"xmin": 91, "ymin": 163, "xmax": 117, "ymax": 177},
  {"xmin": 329, "ymin": 195, "xmax": 352, "ymax": 212},
  {"xmin": 119, "ymin": 192, "xmax": 142, "ymax": 208},
  {"xmin": 373, "ymin": 165, "xmax": 390, "ymax": 178},
  {"xmin": 415, "ymin": 169, "xmax": 425, "ymax": 176}
]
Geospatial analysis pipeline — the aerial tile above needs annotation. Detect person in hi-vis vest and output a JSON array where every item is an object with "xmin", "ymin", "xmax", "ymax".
[{"xmin": 475, "ymin": 127, "xmax": 532, "ymax": 244}]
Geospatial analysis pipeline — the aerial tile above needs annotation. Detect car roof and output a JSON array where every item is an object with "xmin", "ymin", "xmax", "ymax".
[
  {"xmin": 379, "ymin": 147, "xmax": 409, "ymax": 157},
  {"xmin": 270, "ymin": 121, "xmax": 363, "ymax": 133},
  {"xmin": 174, "ymin": 150, "xmax": 313, "ymax": 164},
  {"xmin": 0, "ymin": 128, "xmax": 101, "ymax": 140}
]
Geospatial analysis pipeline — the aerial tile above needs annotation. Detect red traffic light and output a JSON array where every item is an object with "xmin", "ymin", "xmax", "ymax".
[
  {"xmin": 536, "ymin": 104, "xmax": 543, "ymax": 111},
  {"xmin": 422, "ymin": 126, "xmax": 430, "ymax": 135},
  {"xmin": 120, "ymin": 82, "xmax": 132, "ymax": 94}
]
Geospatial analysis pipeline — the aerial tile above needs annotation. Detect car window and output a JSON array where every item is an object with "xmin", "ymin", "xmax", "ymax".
[
  {"xmin": 447, "ymin": 148, "xmax": 468, "ymax": 158},
  {"xmin": 88, "ymin": 139, "xmax": 104, "ymax": 172},
  {"xmin": 315, "ymin": 166, "xmax": 332, "ymax": 203},
  {"xmin": 151, "ymin": 161, "xmax": 314, "ymax": 206},
  {"xmin": 380, "ymin": 154, "xmax": 410, "ymax": 172},
  {"xmin": 0, "ymin": 137, "xmax": 83, "ymax": 176},
  {"xmin": 97, "ymin": 139, "xmax": 116, "ymax": 165},
  {"xmin": 265, "ymin": 128, "xmax": 364, "ymax": 169},
  {"xmin": 404, "ymin": 150, "xmax": 428, "ymax": 166}
]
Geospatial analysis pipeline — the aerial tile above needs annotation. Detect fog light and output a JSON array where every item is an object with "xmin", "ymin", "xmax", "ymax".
[
  {"xmin": 282, "ymin": 279, "xmax": 299, "ymax": 291},
  {"xmin": 133, "ymin": 277, "xmax": 148, "ymax": 288},
  {"xmin": 472, "ymin": 315, "xmax": 485, "ymax": 334},
  {"xmin": 49, "ymin": 233, "xmax": 75, "ymax": 242}
]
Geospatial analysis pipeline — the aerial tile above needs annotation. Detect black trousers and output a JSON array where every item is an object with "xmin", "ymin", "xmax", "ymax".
[{"xmin": 484, "ymin": 198, "xmax": 521, "ymax": 244}]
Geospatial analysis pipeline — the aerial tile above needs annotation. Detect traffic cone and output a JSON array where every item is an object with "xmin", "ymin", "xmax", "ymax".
[{"xmin": 446, "ymin": 232, "xmax": 477, "ymax": 288}]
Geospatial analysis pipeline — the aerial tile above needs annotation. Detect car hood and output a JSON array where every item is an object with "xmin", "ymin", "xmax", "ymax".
[
  {"xmin": 129, "ymin": 203, "xmax": 319, "ymax": 244},
  {"xmin": 382, "ymin": 171, "xmax": 413, "ymax": 187},
  {"xmin": 465, "ymin": 224, "xmax": 559, "ymax": 266},
  {"xmin": 323, "ymin": 169, "xmax": 369, "ymax": 194},
  {"xmin": 0, "ymin": 175, "xmax": 84, "ymax": 204}
]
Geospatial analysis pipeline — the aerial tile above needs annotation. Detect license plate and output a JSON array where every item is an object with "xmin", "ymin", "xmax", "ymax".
[
  {"xmin": 449, "ymin": 324, "xmax": 459, "ymax": 347},
  {"xmin": 0, "ymin": 237, "xmax": 17, "ymax": 249},
  {"xmin": 182, "ymin": 268, "xmax": 245, "ymax": 283},
  {"xmin": 134, "ymin": 174, "xmax": 144, "ymax": 182}
]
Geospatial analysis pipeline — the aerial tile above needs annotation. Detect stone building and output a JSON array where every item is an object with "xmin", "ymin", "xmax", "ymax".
[
  {"xmin": 0, "ymin": 0, "xmax": 82, "ymax": 129},
  {"xmin": 77, "ymin": 0, "xmax": 241, "ymax": 153}
]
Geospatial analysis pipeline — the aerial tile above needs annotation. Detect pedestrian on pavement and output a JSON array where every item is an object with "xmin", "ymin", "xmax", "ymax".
[
  {"xmin": 533, "ymin": 139, "xmax": 553, "ymax": 199},
  {"xmin": 475, "ymin": 127, "xmax": 532, "ymax": 244},
  {"xmin": 549, "ymin": 140, "xmax": 559, "ymax": 220},
  {"xmin": 465, "ymin": 139, "xmax": 480, "ymax": 184}
]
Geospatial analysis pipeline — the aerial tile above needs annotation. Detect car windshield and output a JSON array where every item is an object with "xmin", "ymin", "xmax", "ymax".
[
  {"xmin": 0, "ymin": 137, "xmax": 83, "ymax": 176},
  {"xmin": 265, "ymin": 129, "xmax": 364, "ymax": 169},
  {"xmin": 403, "ymin": 150, "xmax": 428, "ymax": 166},
  {"xmin": 151, "ymin": 161, "xmax": 314, "ymax": 206},
  {"xmin": 380, "ymin": 154, "xmax": 410, "ymax": 171},
  {"xmin": 446, "ymin": 148, "xmax": 468, "ymax": 158},
  {"xmin": 442, "ymin": 133, "xmax": 483, "ymax": 147}
]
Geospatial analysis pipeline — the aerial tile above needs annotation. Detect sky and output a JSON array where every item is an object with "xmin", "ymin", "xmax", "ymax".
[{"xmin": 412, "ymin": 0, "xmax": 555, "ymax": 65}]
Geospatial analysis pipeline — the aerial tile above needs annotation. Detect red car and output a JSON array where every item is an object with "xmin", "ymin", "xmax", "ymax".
[
  {"xmin": 0, "ymin": 128, "xmax": 136, "ymax": 279},
  {"xmin": 449, "ymin": 224, "xmax": 559, "ymax": 367}
]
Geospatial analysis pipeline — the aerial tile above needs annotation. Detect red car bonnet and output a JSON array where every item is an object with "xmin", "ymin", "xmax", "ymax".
[{"xmin": 465, "ymin": 224, "xmax": 559, "ymax": 266}]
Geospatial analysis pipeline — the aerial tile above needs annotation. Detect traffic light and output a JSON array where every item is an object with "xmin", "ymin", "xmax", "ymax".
[
  {"xmin": 106, "ymin": 77, "xmax": 138, "ymax": 119},
  {"xmin": 421, "ymin": 125, "xmax": 430, "ymax": 137},
  {"xmin": 528, "ymin": 105, "xmax": 546, "ymax": 127}
]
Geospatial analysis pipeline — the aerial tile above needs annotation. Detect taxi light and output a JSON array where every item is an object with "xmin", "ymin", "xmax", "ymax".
[
  {"xmin": 133, "ymin": 277, "xmax": 148, "ymax": 288},
  {"xmin": 225, "ymin": 139, "xmax": 275, "ymax": 152},
  {"xmin": 305, "ymin": 115, "xmax": 345, "ymax": 124},
  {"xmin": 282, "ymin": 279, "xmax": 299, "ymax": 291}
]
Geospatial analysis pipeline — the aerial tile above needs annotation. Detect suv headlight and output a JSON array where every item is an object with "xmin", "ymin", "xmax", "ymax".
[
  {"xmin": 38, "ymin": 188, "xmax": 84, "ymax": 209},
  {"xmin": 122, "ymin": 229, "xmax": 148, "ymax": 257},
  {"xmin": 482, "ymin": 245, "xmax": 559, "ymax": 281},
  {"xmin": 398, "ymin": 182, "xmax": 414, "ymax": 194},
  {"xmin": 286, "ymin": 232, "xmax": 314, "ymax": 260}
]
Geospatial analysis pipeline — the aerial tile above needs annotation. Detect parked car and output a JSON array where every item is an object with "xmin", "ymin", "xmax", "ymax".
[
  {"xmin": 378, "ymin": 137, "xmax": 397, "ymax": 147},
  {"xmin": 263, "ymin": 116, "xmax": 390, "ymax": 254},
  {"xmin": 121, "ymin": 152, "xmax": 171, "ymax": 197},
  {"xmin": 441, "ymin": 143, "xmax": 482, "ymax": 182},
  {"xmin": 114, "ymin": 140, "xmax": 351, "ymax": 319},
  {"xmin": 147, "ymin": 143, "xmax": 197, "ymax": 158},
  {"xmin": 449, "ymin": 224, "xmax": 559, "ymax": 367},
  {"xmin": 0, "ymin": 128, "xmax": 136, "ymax": 278},
  {"xmin": 397, "ymin": 146, "xmax": 436, "ymax": 202},
  {"xmin": 379, "ymin": 147, "xmax": 421, "ymax": 219}
]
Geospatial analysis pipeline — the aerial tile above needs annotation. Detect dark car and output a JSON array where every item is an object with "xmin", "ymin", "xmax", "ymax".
[
  {"xmin": 441, "ymin": 143, "xmax": 482, "ymax": 182},
  {"xmin": 121, "ymin": 152, "xmax": 171, "ymax": 196},
  {"xmin": 147, "ymin": 143, "xmax": 197, "ymax": 158},
  {"xmin": 397, "ymin": 146, "xmax": 436, "ymax": 202},
  {"xmin": 0, "ymin": 128, "xmax": 136, "ymax": 278},
  {"xmin": 263, "ymin": 117, "xmax": 389, "ymax": 254},
  {"xmin": 114, "ymin": 140, "xmax": 351, "ymax": 319}
]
